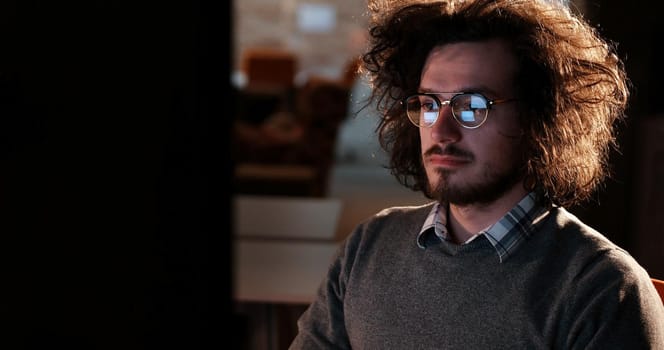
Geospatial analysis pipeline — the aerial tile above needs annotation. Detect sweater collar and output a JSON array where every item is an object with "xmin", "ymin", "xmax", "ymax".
[{"xmin": 416, "ymin": 192, "xmax": 550, "ymax": 263}]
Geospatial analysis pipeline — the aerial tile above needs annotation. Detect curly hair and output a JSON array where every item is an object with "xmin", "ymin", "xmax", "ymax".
[{"xmin": 361, "ymin": 0, "xmax": 629, "ymax": 207}]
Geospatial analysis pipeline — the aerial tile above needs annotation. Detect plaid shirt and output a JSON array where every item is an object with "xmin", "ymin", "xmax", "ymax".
[{"xmin": 416, "ymin": 192, "xmax": 550, "ymax": 263}]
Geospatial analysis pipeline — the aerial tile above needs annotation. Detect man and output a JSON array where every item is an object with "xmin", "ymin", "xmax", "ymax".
[{"xmin": 290, "ymin": 0, "xmax": 664, "ymax": 348}]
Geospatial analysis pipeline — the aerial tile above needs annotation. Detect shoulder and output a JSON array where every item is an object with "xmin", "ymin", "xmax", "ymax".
[
  {"xmin": 337, "ymin": 202, "xmax": 435, "ymax": 257},
  {"xmin": 372, "ymin": 202, "xmax": 435, "ymax": 224},
  {"xmin": 545, "ymin": 207, "xmax": 652, "ymax": 290},
  {"xmin": 533, "ymin": 208, "xmax": 664, "ymax": 342},
  {"xmin": 354, "ymin": 202, "xmax": 435, "ymax": 239},
  {"xmin": 547, "ymin": 207, "xmax": 625, "ymax": 253}
]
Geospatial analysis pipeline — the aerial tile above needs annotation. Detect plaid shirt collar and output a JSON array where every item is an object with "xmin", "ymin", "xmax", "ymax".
[{"xmin": 416, "ymin": 192, "xmax": 549, "ymax": 263}]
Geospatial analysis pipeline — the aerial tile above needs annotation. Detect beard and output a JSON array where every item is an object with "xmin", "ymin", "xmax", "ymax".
[
  {"xmin": 432, "ymin": 165, "xmax": 524, "ymax": 206},
  {"xmin": 427, "ymin": 145, "xmax": 525, "ymax": 206}
]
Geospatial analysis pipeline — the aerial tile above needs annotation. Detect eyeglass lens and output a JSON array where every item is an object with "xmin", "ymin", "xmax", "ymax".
[{"xmin": 406, "ymin": 93, "xmax": 489, "ymax": 128}]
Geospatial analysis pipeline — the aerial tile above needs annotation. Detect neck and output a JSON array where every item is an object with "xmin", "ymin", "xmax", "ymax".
[{"xmin": 445, "ymin": 184, "xmax": 528, "ymax": 244}]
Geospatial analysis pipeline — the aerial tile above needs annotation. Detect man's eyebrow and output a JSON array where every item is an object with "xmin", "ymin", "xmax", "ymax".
[
  {"xmin": 418, "ymin": 85, "xmax": 500, "ymax": 95},
  {"xmin": 418, "ymin": 88, "xmax": 458, "ymax": 93}
]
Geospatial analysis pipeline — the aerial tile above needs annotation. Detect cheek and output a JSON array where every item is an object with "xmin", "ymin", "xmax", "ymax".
[
  {"xmin": 497, "ymin": 111, "xmax": 524, "ymax": 138},
  {"xmin": 474, "ymin": 130, "xmax": 521, "ymax": 162},
  {"xmin": 499, "ymin": 123, "xmax": 523, "ymax": 139},
  {"xmin": 489, "ymin": 137, "xmax": 524, "ymax": 169}
]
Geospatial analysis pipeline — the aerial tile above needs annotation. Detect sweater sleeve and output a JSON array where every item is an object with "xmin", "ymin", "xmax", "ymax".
[
  {"xmin": 289, "ymin": 231, "xmax": 357, "ymax": 349},
  {"xmin": 563, "ymin": 249, "xmax": 664, "ymax": 349}
]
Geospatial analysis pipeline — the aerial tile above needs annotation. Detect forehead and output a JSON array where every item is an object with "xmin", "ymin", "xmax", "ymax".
[{"xmin": 419, "ymin": 38, "xmax": 518, "ymax": 95}]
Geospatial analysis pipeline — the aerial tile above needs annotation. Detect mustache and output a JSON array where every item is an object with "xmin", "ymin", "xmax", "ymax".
[{"xmin": 423, "ymin": 144, "xmax": 473, "ymax": 159}]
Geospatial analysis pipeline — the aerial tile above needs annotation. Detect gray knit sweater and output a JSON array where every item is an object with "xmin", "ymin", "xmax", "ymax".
[{"xmin": 290, "ymin": 204, "xmax": 664, "ymax": 349}]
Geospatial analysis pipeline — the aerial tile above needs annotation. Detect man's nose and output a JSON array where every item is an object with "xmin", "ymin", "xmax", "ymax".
[{"xmin": 429, "ymin": 106, "xmax": 461, "ymax": 143}]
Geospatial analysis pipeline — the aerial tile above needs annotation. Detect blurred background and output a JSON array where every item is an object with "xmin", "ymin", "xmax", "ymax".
[
  {"xmin": 230, "ymin": 0, "xmax": 664, "ymax": 348},
  {"xmin": 1, "ymin": 0, "xmax": 663, "ymax": 349}
]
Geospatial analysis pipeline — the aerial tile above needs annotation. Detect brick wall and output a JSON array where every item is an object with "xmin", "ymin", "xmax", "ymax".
[
  {"xmin": 233, "ymin": 0, "xmax": 369, "ymax": 84},
  {"xmin": 232, "ymin": 0, "xmax": 588, "ymax": 85}
]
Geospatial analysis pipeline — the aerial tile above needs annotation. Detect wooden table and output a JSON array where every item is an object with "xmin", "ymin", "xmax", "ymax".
[{"xmin": 232, "ymin": 195, "xmax": 342, "ymax": 349}]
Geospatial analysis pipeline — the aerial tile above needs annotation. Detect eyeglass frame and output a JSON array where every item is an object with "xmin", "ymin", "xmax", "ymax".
[{"xmin": 401, "ymin": 92, "xmax": 517, "ymax": 129}]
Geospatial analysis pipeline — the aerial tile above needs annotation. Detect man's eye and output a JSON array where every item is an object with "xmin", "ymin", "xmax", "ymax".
[{"xmin": 422, "ymin": 102, "xmax": 436, "ymax": 111}]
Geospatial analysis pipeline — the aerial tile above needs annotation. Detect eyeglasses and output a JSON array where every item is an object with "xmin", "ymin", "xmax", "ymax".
[{"xmin": 402, "ymin": 92, "xmax": 516, "ymax": 129}]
